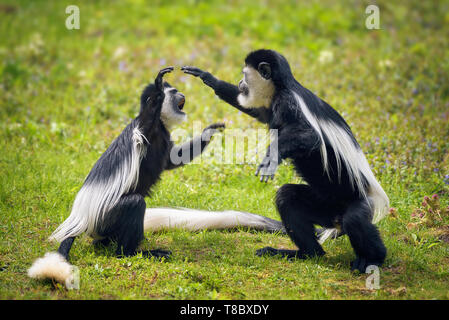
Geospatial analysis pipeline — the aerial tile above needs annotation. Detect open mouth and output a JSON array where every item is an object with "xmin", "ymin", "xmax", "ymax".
[{"xmin": 177, "ymin": 98, "xmax": 185, "ymax": 112}]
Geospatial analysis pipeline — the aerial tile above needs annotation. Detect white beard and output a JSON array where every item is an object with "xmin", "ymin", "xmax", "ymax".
[
  {"xmin": 160, "ymin": 109, "xmax": 186, "ymax": 129},
  {"xmin": 237, "ymin": 66, "xmax": 275, "ymax": 108}
]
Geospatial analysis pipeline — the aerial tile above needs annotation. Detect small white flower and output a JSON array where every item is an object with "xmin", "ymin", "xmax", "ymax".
[
  {"xmin": 113, "ymin": 46, "xmax": 127, "ymax": 60},
  {"xmin": 378, "ymin": 59, "xmax": 394, "ymax": 68},
  {"xmin": 318, "ymin": 50, "xmax": 334, "ymax": 64}
]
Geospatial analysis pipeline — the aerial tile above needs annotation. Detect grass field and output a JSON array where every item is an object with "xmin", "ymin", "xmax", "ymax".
[{"xmin": 1, "ymin": 0, "xmax": 449, "ymax": 299}]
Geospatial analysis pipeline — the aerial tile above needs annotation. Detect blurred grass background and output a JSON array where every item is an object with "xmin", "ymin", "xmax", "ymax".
[{"xmin": 0, "ymin": 0, "xmax": 448, "ymax": 299}]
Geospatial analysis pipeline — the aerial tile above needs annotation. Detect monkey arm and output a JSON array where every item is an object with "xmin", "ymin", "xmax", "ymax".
[
  {"xmin": 165, "ymin": 136, "xmax": 207, "ymax": 170},
  {"xmin": 276, "ymin": 126, "xmax": 321, "ymax": 160},
  {"xmin": 139, "ymin": 92, "xmax": 164, "ymax": 135},
  {"xmin": 212, "ymin": 80, "xmax": 271, "ymax": 123},
  {"xmin": 165, "ymin": 123, "xmax": 225, "ymax": 170},
  {"xmin": 255, "ymin": 140, "xmax": 282, "ymax": 182},
  {"xmin": 139, "ymin": 67, "xmax": 174, "ymax": 135},
  {"xmin": 256, "ymin": 126, "xmax": 320, "ymax": 182},
  {"xmin": 181, "ymin": 66, "xmax": 270, "ymax": 123}
]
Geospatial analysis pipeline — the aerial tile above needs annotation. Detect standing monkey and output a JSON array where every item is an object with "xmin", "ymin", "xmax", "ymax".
[{"xmin": 182, "ymin": 49, "xmax": 389, "ymax": 272}]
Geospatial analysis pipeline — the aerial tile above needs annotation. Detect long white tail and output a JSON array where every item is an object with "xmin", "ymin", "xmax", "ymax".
[
  {"xmin": 144, "ymin": 207, "xmax": 285, "ymax": 234},
  {"xmin": 28, "ymin": 207, "xmax": 284, "ymax": 288}
]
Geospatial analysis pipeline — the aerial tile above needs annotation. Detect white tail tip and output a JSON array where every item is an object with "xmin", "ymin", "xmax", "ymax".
[
  {"xmin": 28, "ymin": 252, "xmax": 78, "ymax": 289},
  {"xmin": 318, "ymin": 228, "xmax": 340, "ymax": 244}
]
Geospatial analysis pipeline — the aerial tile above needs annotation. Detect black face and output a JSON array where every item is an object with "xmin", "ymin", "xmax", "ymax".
[{"xmin": 238, "ymin": 79, "xmax": 249, "ymax": 95}]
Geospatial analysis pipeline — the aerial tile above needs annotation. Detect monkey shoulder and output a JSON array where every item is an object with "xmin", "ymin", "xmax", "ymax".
[{"xmin": 269, "ymin": 91, "xmax": 311, "ymax": 131}]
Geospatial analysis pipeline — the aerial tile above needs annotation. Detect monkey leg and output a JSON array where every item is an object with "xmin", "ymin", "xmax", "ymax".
[
  {"xmin": 99, "ymin": 194, "xmax": 171, "ymax": 259},
  {"xmin": 93, "ymin": 237, "xmax": 112, "ymax": 248},
  {"xmin": 257, "ymin": 184, "xmax": 337, "ymax": 259},
  {"xmin": 342, "ymin": 199, "xmax": 386, "ymax": 272}
]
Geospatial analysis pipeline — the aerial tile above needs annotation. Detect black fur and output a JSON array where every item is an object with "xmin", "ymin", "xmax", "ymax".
[{"xmin": 182, "ymin": 50, "xmax": 387, "ymax": 272}]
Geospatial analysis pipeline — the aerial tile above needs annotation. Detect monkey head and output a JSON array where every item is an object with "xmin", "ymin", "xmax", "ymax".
[
  {"xmin": 140, "ymin": 81, "xmax": 187, "ymax": 129},
  {"xmin": 237, "ymin": 51, "xmax": 276, "ymax": 108},
  {"xmin": 237, "ymin": 49, "xmax": 297, "ymax": 108},
  {"xmin": 160, "ymin": 82, "xmax": 187, "ymax": 128}
]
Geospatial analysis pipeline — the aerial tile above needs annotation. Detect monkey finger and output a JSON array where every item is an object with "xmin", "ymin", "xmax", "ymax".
[
  {"xmin": 182, "ymin": 70, "xmax": 200, "ymax": 77},
  {"xmin": 208, "ymin": 123, "xmax": 226, "ymax": 130},
  {"xmin": 181, "ymin": 66, "xmax": 203, "ymax": 76},
  {"xmin": 181, "ymin": 66, "xmax": 198, "ymax": 72},
  {"xmin": 157, "ymin": 67, "xmax": 174, "ymax": 81},
  {"xmin": 159, "ymin": 66, "xmax": 174, "ymax": 74},
  {"xmin": 155, "ymin": 66, "xmax": 174, "ymax": 89}
]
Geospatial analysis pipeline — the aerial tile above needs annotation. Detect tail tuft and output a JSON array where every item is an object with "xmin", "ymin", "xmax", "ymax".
[
  {"xmin": 317, "ymin": 228, "xmax": 341, "ymax": 244},
  {"xmin": 28, "ymin": 252, "xmax": 76, "ymax": 288}
]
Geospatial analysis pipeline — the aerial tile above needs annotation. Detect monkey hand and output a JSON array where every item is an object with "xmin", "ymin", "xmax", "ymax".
[
  {"xmin": 155, "ymin": 66, "xmax": 174, "ymax": 91},
  {"xmin": 181, "ymin": 66, "xmax": 218, "ymax": 88},
  {"xmin": 202, "ymin": 122, "xmax": 225, "ymax": 141},
  {"xmin": 255, "ymin": 155, "xmax": 279, "ymax": 182}
]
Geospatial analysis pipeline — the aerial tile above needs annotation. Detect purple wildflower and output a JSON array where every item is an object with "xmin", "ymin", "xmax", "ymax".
[
  {"xmin": 118, "ymin": 61, "xmax": 127, "ymax": 72},
  {"xmin": 444, "ymin": 175, "xmax": 449, "ymax": 185}
]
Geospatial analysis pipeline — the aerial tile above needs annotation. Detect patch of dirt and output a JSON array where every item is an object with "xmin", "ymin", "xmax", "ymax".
[
  {"xmin": 436, "ymin": 226, "xmax": 449, "ymax": 244},
  {"xmin": 0, "ymin": 4, "xmax": 17, "ymax": 14},
  {"xmin": 426, "ymin": 225, "xmax": 449, "ymax": 244}
]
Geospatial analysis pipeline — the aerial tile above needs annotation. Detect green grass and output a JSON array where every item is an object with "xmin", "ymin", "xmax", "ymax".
[{"xmin": 1, "ymin": 0, "xmax": 449, "ymax": 299}]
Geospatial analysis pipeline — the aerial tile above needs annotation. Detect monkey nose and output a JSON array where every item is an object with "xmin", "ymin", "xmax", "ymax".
[{"xmin": 238, "ymin": 80, "xmax": 248, "ymax": 95}]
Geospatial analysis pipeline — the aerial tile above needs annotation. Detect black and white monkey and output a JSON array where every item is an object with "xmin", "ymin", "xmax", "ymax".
[
  {"xmin": 181, "ymin": 49, "xmax": 390, "ymax": 272},
  {"xmin": 28, "ymin": 67, "xmax": 284, "ymax": 287}
]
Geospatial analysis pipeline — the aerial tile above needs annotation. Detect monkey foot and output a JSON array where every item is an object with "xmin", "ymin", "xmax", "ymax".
[
  {"xmin": 350, "ymin": 256, "xmax": 382, "ymax": 273},
  {"xmin": 141, "ymin": 249, "xmax": 172, "ymax": 260},
  {"xmin": 256, "ymin": 247, "xmax": 303, "ymax": 260}
]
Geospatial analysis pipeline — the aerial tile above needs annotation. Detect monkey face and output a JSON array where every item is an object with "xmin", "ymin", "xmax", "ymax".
[
  {"xmin": 237, "ymin": 65, "xmax": 275, "ymax": 108},
  {"xmin": 160, "ymin": 83, "xmax": 187, "ymax": 128}
]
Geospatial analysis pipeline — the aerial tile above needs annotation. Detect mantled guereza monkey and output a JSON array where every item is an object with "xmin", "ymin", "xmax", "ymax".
[
  {"xmin": 27, "ymin": 67, "xmax": 187, "ymax": 284},
  {"xmin": 182, "ymin": 49, "xmax": 390, "ymax": 272}
]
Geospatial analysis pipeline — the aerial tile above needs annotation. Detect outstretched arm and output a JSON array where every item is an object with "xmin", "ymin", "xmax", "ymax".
[
  {"xmin": 181, "ymin": 66, "xmax": 270, "ymax": 123},
  {"xmin": 165, "ymin": 123, "xmax": 225, "ymax": 170}
]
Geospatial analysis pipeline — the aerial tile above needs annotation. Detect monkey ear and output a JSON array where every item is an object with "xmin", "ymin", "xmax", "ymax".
[{"xmin": 258, "ymin": 62, "xmax": 271, "ymax": 80}]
